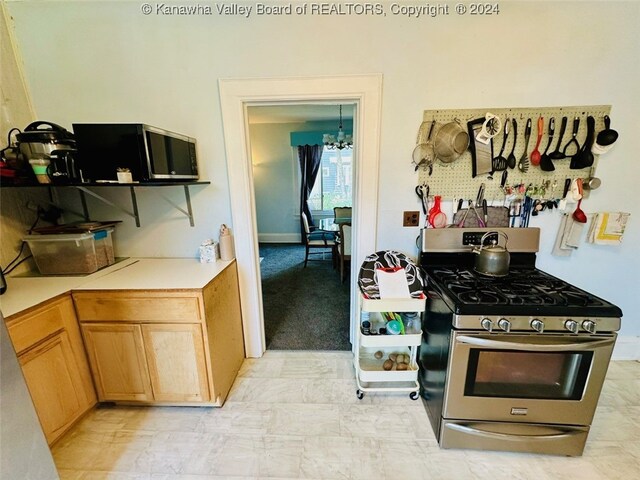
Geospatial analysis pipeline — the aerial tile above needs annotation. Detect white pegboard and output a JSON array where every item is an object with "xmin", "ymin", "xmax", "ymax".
[{"xmin": 417, "ymin": 105, "xmax": 611, "ymax": 202}]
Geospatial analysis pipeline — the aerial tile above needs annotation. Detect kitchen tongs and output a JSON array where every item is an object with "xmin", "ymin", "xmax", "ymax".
[{"xmin": 456, "ymin": 200, "xmax": 486, "ymax": 227}]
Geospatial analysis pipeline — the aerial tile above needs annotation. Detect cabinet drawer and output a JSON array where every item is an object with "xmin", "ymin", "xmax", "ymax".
[
  {"xmin": 73, "ymin": 291, "xmax": 203, "ymax": 323},
  {"xmin": 7, "ymin": 297, "xmax": 67, "ymax": 354}
]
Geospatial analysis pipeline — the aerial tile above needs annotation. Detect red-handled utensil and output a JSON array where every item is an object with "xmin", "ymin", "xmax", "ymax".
[
  {"xmin": 429, "ymin": 195, "xmax": 447, "ymax": 228},
  {"xmin": 530, "ymin": 116, "xmax": 544, "ymax": 166},
  {"xmin": 572, "ymin": 179, "xmax": 587, "ymax": 223}
]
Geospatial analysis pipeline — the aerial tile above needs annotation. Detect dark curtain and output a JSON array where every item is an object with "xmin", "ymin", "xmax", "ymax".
[{"xmin": 298, "ymin": 144, "xmax": 324, "ymax": 243}]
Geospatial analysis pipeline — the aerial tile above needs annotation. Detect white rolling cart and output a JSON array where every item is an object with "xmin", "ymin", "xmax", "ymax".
[{"xmin": 354, "ymin": 293, "xmax": 426, "ymax": 400}]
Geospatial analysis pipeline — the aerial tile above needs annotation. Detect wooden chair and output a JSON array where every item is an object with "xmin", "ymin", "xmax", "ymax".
[
  {"xmin": 338, "ymin": 223, "xmax": 352, "ymax": 283},
  {"xmin": 301, "ymin": 212, "xmax": 337, "ymax": 268},
  {"xmin": 333, "ymin": 206, "xmax": 352, "ymax": 222}
]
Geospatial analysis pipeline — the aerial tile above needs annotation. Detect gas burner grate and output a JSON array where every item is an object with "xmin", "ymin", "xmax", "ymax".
[
  {"xmin": 501, "ymin": 293, "xmax": 560, "ymax": 306},
  {"xmin": 425, "ymin": 266, "xmax": 607, "ymax": 309},
  {"xmin": 457, "ymin": 290, "xmax": 503, "ymax": 305}
]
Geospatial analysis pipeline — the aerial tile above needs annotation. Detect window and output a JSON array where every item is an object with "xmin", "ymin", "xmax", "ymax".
[{"xmin": 308, "ymin": 147, "xmax": 352, "ymax": 213}]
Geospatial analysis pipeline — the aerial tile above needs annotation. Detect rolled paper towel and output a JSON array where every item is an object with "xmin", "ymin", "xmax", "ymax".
[{"xmin": 219, "ymin": 224, "xmax": 235, "ymax": 261}]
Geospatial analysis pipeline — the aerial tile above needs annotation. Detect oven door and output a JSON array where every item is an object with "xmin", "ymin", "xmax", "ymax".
[{"xmin": 444, "ymin": 331, "xmax": 616, "ymax": 426}]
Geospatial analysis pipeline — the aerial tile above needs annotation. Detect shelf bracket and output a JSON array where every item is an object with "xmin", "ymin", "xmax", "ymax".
[
  {"xmin": 129, "ymin": 187, "xmax": 141, "ymax": 227},
  {"xmin": 77, "ymin": 189, "xmax": 91, "ymax": 221},
  {"xmin": 154, "ymin": 185, "xmax": 196, "ymax": 226},
  {"xmin": 74, "ymin": 186, "xmax": 140, "ymax": 227},
  {"xmin": 184, "ymin": 185, "xmax": 195, "ymax": 227}
]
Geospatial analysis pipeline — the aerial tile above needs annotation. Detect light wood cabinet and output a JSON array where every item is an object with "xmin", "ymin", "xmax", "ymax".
[
  {"xmin": 202, "ymin": 260, "xmax": 245, "ymax": 405},
  {"xmin": 81, "ymin": 323, "xmax": 153, "ymax": 402},
  {"xmin": 19, "ymin": 332, "xmax": 85, "ymax": 442},
  {"xmin": 74, "ymin": 261, "xmax": 244, "ymax": 406},
  {"xmin": 6, "ymin": 295, "xmax": 97, "ymax": 445},
  {"xmin": 141, "ymin": 323, "xmax": 209, "ymax": 402}
]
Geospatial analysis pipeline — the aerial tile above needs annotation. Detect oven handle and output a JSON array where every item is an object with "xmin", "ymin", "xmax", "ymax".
[
  {"xmin": 445, "ymin": 422, "xmax": 583, "ymax": 442},
  {"xmin": 455, "ymin": 335, "xmax": 615, "ymax": 351}
]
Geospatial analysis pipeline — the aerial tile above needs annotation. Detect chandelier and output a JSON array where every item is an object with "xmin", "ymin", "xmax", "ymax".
[{"xmin": 323, "ymin": 105, "xmax": 352, "ymax": 150}]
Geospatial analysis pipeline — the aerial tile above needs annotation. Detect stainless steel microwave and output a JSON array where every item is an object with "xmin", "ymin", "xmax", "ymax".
[{"xmin": 72, "ymin": 123, "xmax": 199, "ymax": 182}]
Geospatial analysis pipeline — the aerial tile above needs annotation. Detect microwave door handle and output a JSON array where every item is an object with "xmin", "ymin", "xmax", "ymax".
[
  {"xmin": 445, "ymin": 422, "xmax": 584, "ymax": 442},
  {"xmin": 455, "ymin": 335, "xmax": 615, "ymax": 352}
]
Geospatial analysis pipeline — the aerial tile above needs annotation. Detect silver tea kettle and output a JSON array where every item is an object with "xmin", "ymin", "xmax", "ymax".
[{"xmin": 473, "ymin": 231, "xmax": 510, "ymax": 277}]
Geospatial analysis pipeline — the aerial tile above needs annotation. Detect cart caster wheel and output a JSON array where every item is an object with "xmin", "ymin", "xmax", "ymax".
[
  {"xmin": 410, "ymin": 391, "xmax": 420, "ymax": 400},
  {"xmin": 356, "ymin": 390, "xmax": 364, "ymax": 400}
]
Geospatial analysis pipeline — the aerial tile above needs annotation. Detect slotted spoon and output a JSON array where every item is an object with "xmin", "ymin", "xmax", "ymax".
[
  {"xmin": 518, "ymin": 118, "xmax": 532, "ymax": 172},
  {"xmin": 492, "ymin": 119, "xmax": 509, "ymax": 173}
]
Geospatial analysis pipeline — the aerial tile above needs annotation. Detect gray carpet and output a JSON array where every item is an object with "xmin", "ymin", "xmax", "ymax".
[{"xmin": 259, "ymin": 243, "xmax": 351, "ymax": 350}]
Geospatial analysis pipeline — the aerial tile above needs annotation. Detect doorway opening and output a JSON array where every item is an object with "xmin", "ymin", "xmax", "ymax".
[
  {"xmin": 247, "ymin": 104, "xmax": 355, "ymax": 350},
  {"xmin": 219, "ymin": 74, "xmax": 383, "ymax": 358}
]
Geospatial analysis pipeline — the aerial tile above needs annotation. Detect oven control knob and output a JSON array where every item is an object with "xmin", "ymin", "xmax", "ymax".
[
  {"xmin": 480, "ymin": 318, "xmax": 494, "ymax": 332},
  {"xmin": 582, "ymin": 320, "xmax": 597, "ymax": 334},
  {"xmin": 530, "ymin": 319, "xmax": 545, "ymax": 333},
  {"xmin": 565, "ymin": 319, "xmax": 580, "ymax": 334},
  {"xmin": 498, "ymin": 318, "xmax": 511, "ymax": 332}
]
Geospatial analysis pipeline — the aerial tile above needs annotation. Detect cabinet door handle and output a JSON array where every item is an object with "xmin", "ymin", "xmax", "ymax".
[
  {"xmin": 445, "ymin": 422, "xmax": 584, "ymax": 441},
  {"xmin": 455, "ymin": 335, "xmax": 614, "ymax": 352}
]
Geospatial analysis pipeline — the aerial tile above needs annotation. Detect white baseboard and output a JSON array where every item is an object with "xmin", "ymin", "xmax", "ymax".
[
  {"xmin": 612, "ymin": 335, "xmax": 640, "ymax": 360},
  {"xmin": 257, "ymin": 233, "xmax": 301, "ymax": 244}
]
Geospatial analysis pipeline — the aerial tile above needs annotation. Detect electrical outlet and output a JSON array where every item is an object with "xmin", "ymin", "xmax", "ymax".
[{"xmin": 403, "ymin": 211, "xmax": 420, "ymax": 227}]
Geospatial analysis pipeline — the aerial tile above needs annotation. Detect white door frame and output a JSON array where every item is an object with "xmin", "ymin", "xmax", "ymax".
[{"xmin": 219, "ymin": 75, "xmax": 382, "ymax": 358}]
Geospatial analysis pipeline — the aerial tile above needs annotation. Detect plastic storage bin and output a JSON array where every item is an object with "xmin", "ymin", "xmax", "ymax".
[
  {"xmin": 23, "ymin": 228, "xmax": 115, "ymax": 275},
  {"xmin": 93, "ymin": 228, "xmax": 115, "ymax": 268}
]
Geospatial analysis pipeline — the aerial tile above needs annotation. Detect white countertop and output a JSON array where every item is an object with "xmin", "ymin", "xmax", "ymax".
[
  {"xmin": 77, "ymin": 258, "xmax": 232, "ymax": 291},
  {"xmin": 0, "ymin": 258, "xmax": 233, "ymax": 318}
]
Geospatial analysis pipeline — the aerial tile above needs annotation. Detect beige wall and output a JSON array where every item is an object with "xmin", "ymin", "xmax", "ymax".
[
  {"xmin": 2, "ymin": 1, "xmax": 639, "ymax": 342},
  {"xmin": 249, "ymin": 120, "xmax": 305, "ymax": 243},
  {"xmin": 0, "ymin": 4, "xmax": 47, "ymax": 275},
  {"xmin": 248, "ymin": 116, "xmax": 351, "ymax": 242}
]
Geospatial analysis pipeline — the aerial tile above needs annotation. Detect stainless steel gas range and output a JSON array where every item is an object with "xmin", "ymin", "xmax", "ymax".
[{"xmin": 417, "ymin": 227, "xmax": 622, "ymax": 456}]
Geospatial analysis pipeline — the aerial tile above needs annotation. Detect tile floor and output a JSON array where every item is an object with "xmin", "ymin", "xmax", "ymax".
[{"xmin": 53, "ymin": 352, "xmax": 640, "ymax": 479}]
